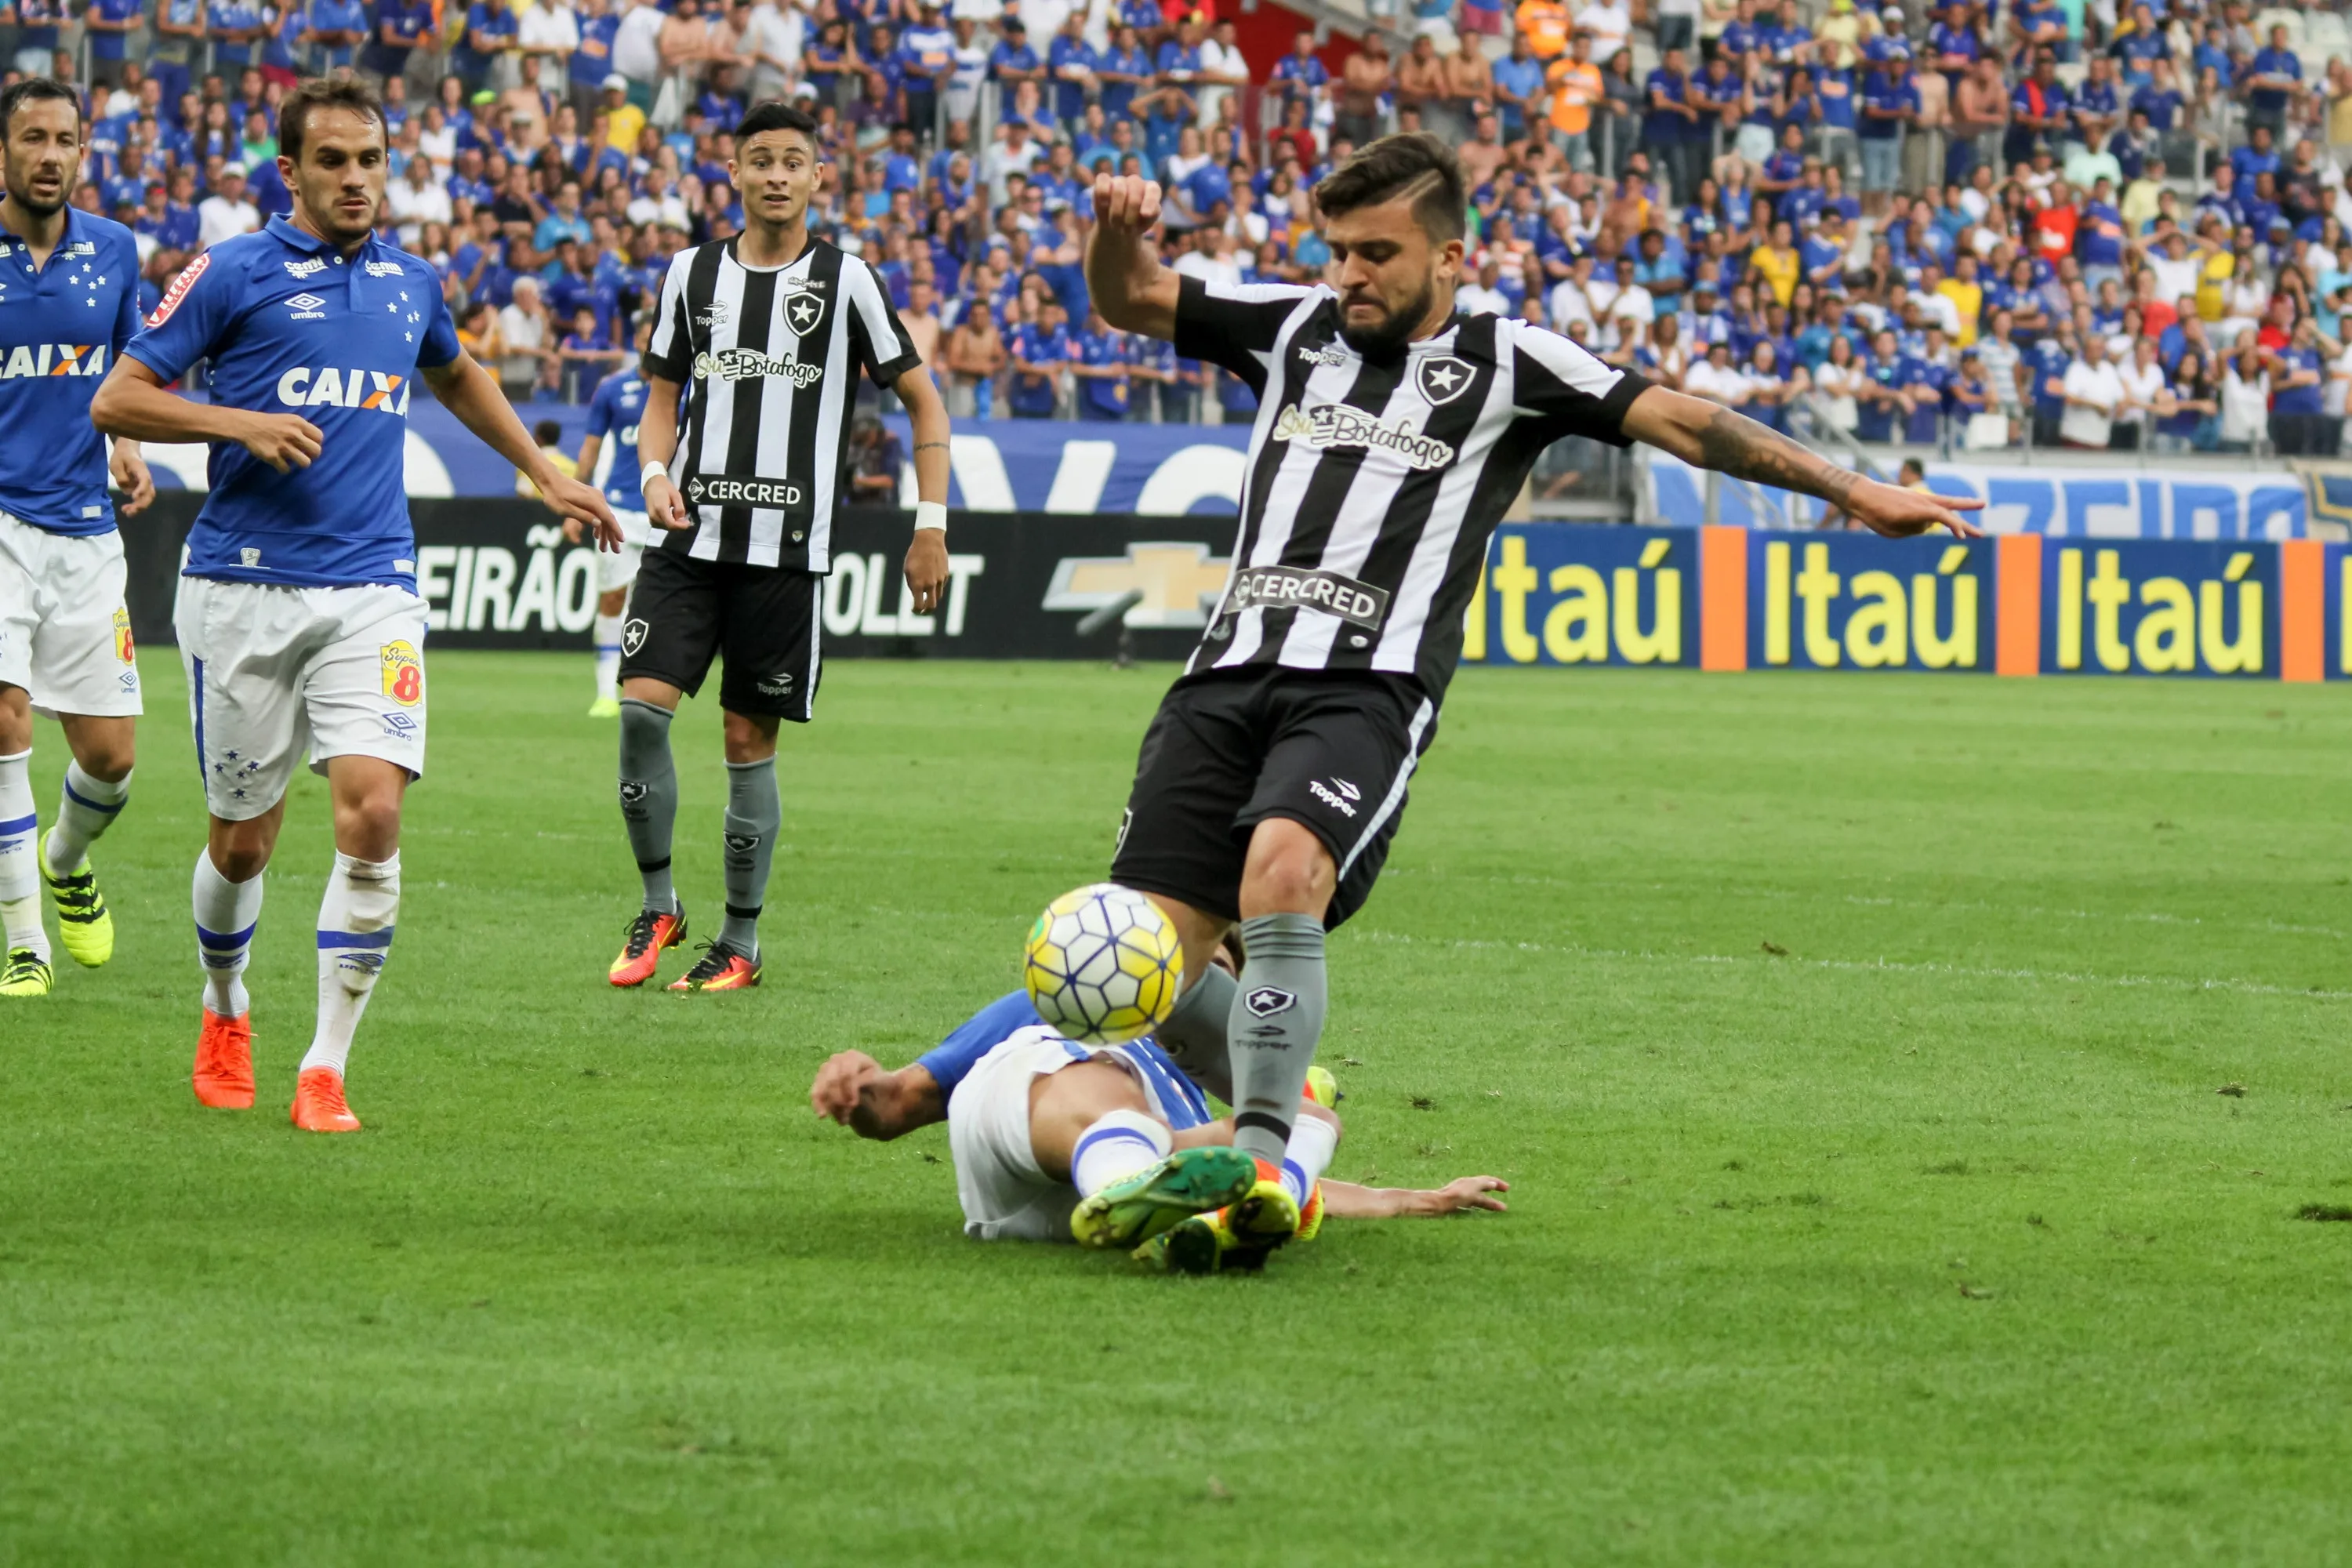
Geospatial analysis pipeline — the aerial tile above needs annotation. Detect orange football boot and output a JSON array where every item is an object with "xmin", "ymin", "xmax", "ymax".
[
  {"xmin": 192, "ymin": 1009, "xmax": 255, "ymax": 1109},
  {"xmin": 609, "ymin": 903, "xmax": 688, "ymax": 988},
  {"xmin": 291, "ymin": 1066, "xmax": 362, "ymax": 1133},
  {"xmin": 667, "ymin": 941, "xmax": 761, "ymax": 992}
]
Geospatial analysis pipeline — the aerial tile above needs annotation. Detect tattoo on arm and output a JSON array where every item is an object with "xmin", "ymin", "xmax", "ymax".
[
  {"xmin": 1693, "ymin": 405, "xmax": 1860, "ymax": 510},
  {"xmin": 913, "ymin": 441, "xmax": 949, "ymax": 453}
]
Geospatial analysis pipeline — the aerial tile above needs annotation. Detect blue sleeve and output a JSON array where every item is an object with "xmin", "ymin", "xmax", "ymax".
[
  {"xmin": 916, "ymin": 990, "xmax": 1047, "ymax": 1097},
  {"xmin": 415, "ymin": 275, "xmax": 459, "ymax": 368},
  {"xmin": 583, "ymin": 375, "xmax": 616, "ymax": 437},
  {"xmin": 126, "ymin": 247, "xmax": 242, "ymax": 385}
]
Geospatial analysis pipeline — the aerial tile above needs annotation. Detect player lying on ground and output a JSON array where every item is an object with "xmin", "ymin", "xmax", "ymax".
[
  {"xmin": 810, "ymin": 982, "xmax": 1507, "ymax": 1273},
  {"xmin": 90, "ymin": 77, "xmax": 619, "ymax": 1131},
  {"xmin": 608, "ymin": 100, "xmax": 952, "ymax": 993},
  {"xmin": 0, "ymin": 78, "xmax": 155, "ymax": 998},
  {"xmin": 1083, "ymin": 133, "xmax": 1985, "ymax": 1176}
]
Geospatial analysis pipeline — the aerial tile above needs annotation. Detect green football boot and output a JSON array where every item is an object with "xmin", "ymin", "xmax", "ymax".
[
  {"xmin": 42, "ymin": 855, "xmax": 114, "ymax": 967},
  {"xmin": 1069, "ymin": 1146, "xmax": 1257, "ymax": 1250}
]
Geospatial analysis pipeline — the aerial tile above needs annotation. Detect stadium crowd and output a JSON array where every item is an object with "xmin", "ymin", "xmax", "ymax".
[{"xmin": 16, "ymin": 0, "xmax": 2352, "ymax": 451}]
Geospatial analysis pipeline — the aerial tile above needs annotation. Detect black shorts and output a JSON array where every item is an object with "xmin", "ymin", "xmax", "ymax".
[
  {"xmin": 619, "ymin": 546, "xmax": 822, "ymax": 721},
  {"xmin": 1109, "ymin": 667, "xmax": 1439, "ymax": 931}
]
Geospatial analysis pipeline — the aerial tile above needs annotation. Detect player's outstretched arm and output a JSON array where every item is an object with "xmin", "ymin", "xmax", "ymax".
[
  {"xmin": 1319, "ymin": 1175, "xmax": 1511, "ymax": 1219},
  {"xmin": 1084, "ymin": 174, "xmax": 1180, "ymax": 341},
  {"xmin": 92, "ymin": 358, "xmax": 323, "ymax": 473},
  {"xmin": 810, "ymin": 1051, "xmax": 946, "ymax": 1141},
  {"xmin": 894, "ymin": 362, "xmax": 950, "ymax": 615},
  {"xmin": 425, "ymin": 351, "xmax": 620, "ymax": 547},
  {"xmin": 1620, "ymin": 383, "xmax": 1985, "ymax": 539}
]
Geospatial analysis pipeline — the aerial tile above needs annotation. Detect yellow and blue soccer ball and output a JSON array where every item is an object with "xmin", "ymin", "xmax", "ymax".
[{"xmin": 1023, "ymin": 884, "xmax": 1184, "ymax": 1044}]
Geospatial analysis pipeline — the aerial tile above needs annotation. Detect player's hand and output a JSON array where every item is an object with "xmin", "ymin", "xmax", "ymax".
[
  {"xmin": 562, "ymin": 516, "xmax": 584, "ymax": 545},
  {"xmin": 644, "ymin": 471, "xmax": 692, "ymax": 532},
  {"xmin": 1091, "ymin": 172, "xmax": 1163, "ymax": 239},
  {"xmin": 1841, "ymin": 476, "xmax": 1984, "ymax": 539},
  {"xmin": 236, "ymin": 411, "xmax": 324, "ymax": 473},
  {"xmin": 107, "ymin": 440, "xmax": 154, "ymax": 516},
  {"xmin": 1405, "ymin": 1176, "xmax": 1511, "ymax": 1216},
  {"xmin": 810, "ymin": 1051, "xmax": 887, "ymax": 1126},
  {"xmin": 904, "ymin": 525, "xmax": 949, "ymax": 617},
  {"xmin": 536, "ymin": 471, "xmax": 623, "ymax": 550}
]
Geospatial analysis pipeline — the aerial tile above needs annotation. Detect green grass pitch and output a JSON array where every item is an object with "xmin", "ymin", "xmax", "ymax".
[{"xmin": 4, "ymin": 651, "xmax": 2350, "ymax": 1565}]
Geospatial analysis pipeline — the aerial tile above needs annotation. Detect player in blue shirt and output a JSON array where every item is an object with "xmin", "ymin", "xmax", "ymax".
[
  {"xmin": 809, "ymin": 975, "xmax": 1508, "ymax": 1269},
  {"xmin": 0, "ymin": 81, "xmax": 154, "ymax": 1000},
  {"xmin": 569, "ymin": 318, "xmax": 658, "ymax": 715},
  {"xmin": 89, "ymin": 78, "xmax": 617, "ymax": 1131}
]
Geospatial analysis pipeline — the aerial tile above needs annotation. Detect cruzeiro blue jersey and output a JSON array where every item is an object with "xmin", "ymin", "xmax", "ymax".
[
  {"xmin": 125, "ymin": 214, "xmax": 460, "ymax": 589},
  {"xmin": 0, "ymin": 205, "xmax": 142, "ymax": 535},
  {"xmin": 583, "ymin": 366, "xmax": 648, "ymax": 511},
  {"xmin": 918, "ymin": 991, "xmax": 1214, "ymax": 1131}
]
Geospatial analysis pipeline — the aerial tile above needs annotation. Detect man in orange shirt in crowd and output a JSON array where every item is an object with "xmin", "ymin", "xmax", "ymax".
[
  {"xmin": 2029, "ymin": 180, "xmax": 2078, "ymax": 269},
  {"xmin": 1515, "ymin": 0, "xmax": 1571, "ymax": 63},
  {"xmin": 1546, "ymin": 31, "xmax": 1602, "ymax": 170}
]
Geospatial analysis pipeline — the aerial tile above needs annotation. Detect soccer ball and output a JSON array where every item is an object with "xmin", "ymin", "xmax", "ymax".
[{"xmin": 1023, "ymin": 884, "xmax": 1185, "ymax": 1045}]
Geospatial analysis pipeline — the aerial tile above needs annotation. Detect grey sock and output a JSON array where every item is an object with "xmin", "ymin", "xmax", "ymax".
[
  {"xmin": 617, "ymin": 699, "xmax": 678, "ymax": 915},
  {"xmin": 1155, "ymin": 961, "xmax": 1236, "ymax": 1104},
  {"xmin": 1226, "ymin": 913, "xmax": 1327, "ymax": 1164},
  {"xmin": 719, "ymin": 756, "xmax": 779, "ymax": 956}
]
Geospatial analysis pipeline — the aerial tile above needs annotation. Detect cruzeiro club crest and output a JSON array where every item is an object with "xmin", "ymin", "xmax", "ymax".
[{"xmin": 1415, "ymin": 353, "xmax": 1475, "ymax": 407}]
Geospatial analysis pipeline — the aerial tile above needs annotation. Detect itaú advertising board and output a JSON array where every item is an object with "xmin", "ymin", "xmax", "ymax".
[{"xmin": 1463, "ymin": 526, "xmax": 2352, "ymax": 681}]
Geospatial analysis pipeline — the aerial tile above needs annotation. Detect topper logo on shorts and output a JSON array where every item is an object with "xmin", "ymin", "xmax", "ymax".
[
  {"xmin": 379, "ymin": 641, "xmax": 423, "ymax": 706},
  {"xmin": 146, "ymin": 252, "xmax": 209, "ymax": 327},
  {"xmin": 112, "ymin": 607, "xmax": 133, "ymax": 663},
  {"xmin": 755, "ymin": 672, "xmax": 795, "ymax": 696},
  {"xmin": 1308, "ymin": 776, "xmax": 1359, "ymax": 817},
  {"xmin": 693, "ymin": 347, "xmax": 823, "ymax": 387},
  {"xmin": 275, "ymin": 367, "xmax": 410, "ymax": 413},
  {"xmin": 622, "ymin": 619, "xmax": 649, "ymax": 655},
  {"xmin": 1271, "ymin": 401, "xmax": 1456, "ymax": 468},
  {"xmin": 0, "ymin": 343, "xmax": 106, "ymax": 378},
  {"xmin": 1243, "ymin": 986, "xmax": 1296, "ymax": 1018}
]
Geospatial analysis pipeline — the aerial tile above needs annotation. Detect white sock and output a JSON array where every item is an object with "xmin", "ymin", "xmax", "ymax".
[
  {"xmin": 1279, "ymin": 1113, "xmax": 1340, "ymax": 1209},
  {"xmin": 1069, "ymin": 1109, "xmax": 1171, "ymax": 1198},
  {"xmin": 303, "ymin": 851, "xmax": 400, "ymax": 1078},
  {"xmin": 192, "ymin": 846, "xmax": 263, "ymax": 1017},
  {"xmin": 593, "ymin": 612, "xmax": 622, "ymax": 695},
  {"xmin": 0, "ymin": 750, "xmax": 45, "ymax": 962},
  {"xmin": 44, "ymin": 760, "xmax": 130, "ymax": 877}
]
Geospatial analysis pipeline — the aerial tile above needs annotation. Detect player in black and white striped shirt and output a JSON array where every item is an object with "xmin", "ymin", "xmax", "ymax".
[
  {"xmin": 606, "ymin": 100, "xmax": 953, "ymax": 994},
  {"xmin": 1087, "ymin": 134, "xmax": 1982, "ymax": 1248}
]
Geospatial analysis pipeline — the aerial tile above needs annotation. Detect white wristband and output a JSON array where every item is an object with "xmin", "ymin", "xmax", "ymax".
[
  {"xmin": 914, "ymin": 500, "xmax": 948, "ymax": 535},
  {"xmin": 640, "ymin": 460, "xmax": 668, "ymax": 496}
]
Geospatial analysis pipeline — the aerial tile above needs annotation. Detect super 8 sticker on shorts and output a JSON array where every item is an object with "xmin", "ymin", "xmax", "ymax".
[
  {"xmin": 112, "ymin": 606, "xmax": 132, "ymax": 663},
  {"xmin": 380, "ymin": 640, "xmax": 422, "ymax": 706}
]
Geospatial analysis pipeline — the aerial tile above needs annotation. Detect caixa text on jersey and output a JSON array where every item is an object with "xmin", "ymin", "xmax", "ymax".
[{"xmin": 273, "ymin": 367, "xmax": 412, "ymax": 413}]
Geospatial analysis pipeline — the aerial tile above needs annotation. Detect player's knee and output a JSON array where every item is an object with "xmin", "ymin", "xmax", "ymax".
[
  {"xmin": 334, "ymin": 790, "xmax": 404, "ymax": 858},
  {"xmin": 209, "ymin": 825, "xmax": 273, "ymax": 882},
  {"xmin": 74, "ymin": 737, "xmax": 135, "ymax": 781},
  {"xmin": 720, "ymin": 711, "xmax": 779, "ymax": 764},
  {"xmin": 1239, "ymin": 822, "xmax": 1335, "ymax": 916}
]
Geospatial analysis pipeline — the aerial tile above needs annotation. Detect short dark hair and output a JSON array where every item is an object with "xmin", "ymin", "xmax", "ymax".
[
  {"xmin": 0, "ymin": 78, "xmax": 82, "ymax": 140},
  {"xmin": 279, "ymin": 76, "xmax": 384, "ymax": 164},
  {"xmin": 1312, "ymin": 132, "xmax": 1465, "ymax": 244},
  {"xmin": 735, "ymin": 99, "xmax": 822, "ymax": 152}
]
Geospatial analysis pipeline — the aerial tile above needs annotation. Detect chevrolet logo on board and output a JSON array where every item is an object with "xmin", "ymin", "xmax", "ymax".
[{"xmin": 1042, "ymin": 542, "xmax": 1232, "ymax": 629}]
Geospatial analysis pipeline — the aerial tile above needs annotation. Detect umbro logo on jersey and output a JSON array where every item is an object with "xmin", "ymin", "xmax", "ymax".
[
  {"xmin": 1415, "ymin": 354, "xmax": 1475, "ymax": 405},
  {"xmin": 1271, "ymin": 401, "xmax": 1456, "ymax": 470},
  {"xmin": 274, "ymin": 366, "xmax": 411, "ymax": 412},
  {"xmin": 694, "ymin": 347, "xmax": 821, "ymax": 386},
  {"xmin": 284, "ymin": 257, "xmax": 328, "ymax": 279},
  {"xmin": 1243, "ymin": 986, "xmax": 1296, "ymax": 1018},
  {"xmin": 363, "ymin": 260, "xmax": 405, "ymax": 277},
  {"xmin": 285, "ymin": 292, "xmax": 328, "ymax": 320},
  {"xmin": 0, "ymin": 343, "xmax": 105, "ymax": 378}
]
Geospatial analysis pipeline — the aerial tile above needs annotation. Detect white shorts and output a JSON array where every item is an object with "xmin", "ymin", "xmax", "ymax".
[
  {"xmin": 176, "ymin": 576, "xmax": 430, "ymax": 822},
  {"xmin": 0, "ymin": 512, "xmax": 143, "ymax": 718},
  {"xmin": 599, "ymin": 508, "xmax": 651, "ymax": 596},
  {"xmin": 946, "ymin": 1028, "xmax": 1095, "ymax": 1242}
]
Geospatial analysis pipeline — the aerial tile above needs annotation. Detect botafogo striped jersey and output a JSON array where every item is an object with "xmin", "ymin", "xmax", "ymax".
[
  {"xmin": 641, "ymin": 235, "xmax": 922, "ymax": 571},
  {"xmin": 1174, "ymin": 274, "xmax": 1652, "ymax": 699}
]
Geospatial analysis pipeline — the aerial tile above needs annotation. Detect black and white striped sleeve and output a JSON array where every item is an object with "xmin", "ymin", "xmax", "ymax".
[
  {"xmin": 1508, "ymin": 318, "xmax": 1653, "ymax": 448},
  {"xmin": 844, "ymin": 258, "xmax": 924, "ymax": 387},
  {"xmin": 641, "ymin": 251, "xmax": 695, "ymax": 383},
  {"xmin": 1172, "ymin": 273, "xmax": 1317, "ymax": 390}
]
